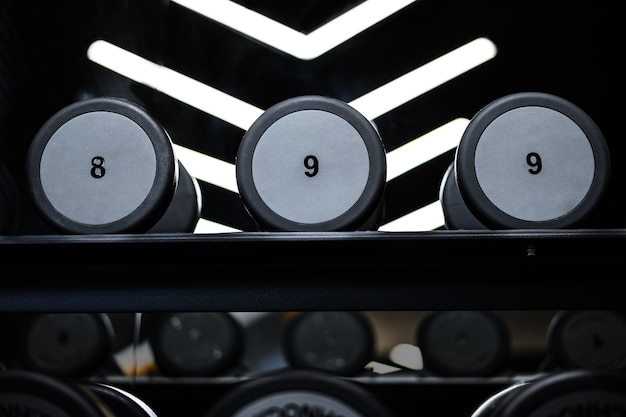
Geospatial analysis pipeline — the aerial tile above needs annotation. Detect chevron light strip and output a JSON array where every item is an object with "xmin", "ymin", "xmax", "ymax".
[
  {"xmin": 180, "ymin": 117, "xmax": 465, "ymax": 233},
  {"xmin": 87, "ymin": 37, "xmax": 494, "ymax": 133},
  {"xmin": 350, "ymin": 37, "xmax": 497, "ymax": 120},
  {"xmin": 379, "ymin": 200, "xmax": 445, "ymax": 231},
  {"xmin": 173, "ymin": 144, "xmax": 238, "ymax": 193},
  {"xmin": 87, "ymin": 40, "xmax": 263, "ymax": 131},
  {"xmin": 194, "ymin": 218, "xmax": 240, "ymax": 233},
  {"xmin": 386, "ymin": 117, "xmax": 468, "ymax": 181},
  {"xmin": 171, "ymin": 0, "xmax": 419, "ymax": 60},
  {"xmin": 87, "ymin": 38, "xmax": 496, "ymax": 232}
]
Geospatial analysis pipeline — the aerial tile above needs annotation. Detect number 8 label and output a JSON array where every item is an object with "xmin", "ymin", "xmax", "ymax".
[{"xmin": 26, "ymin": 97, "xmax": 177, "ymax": 233}]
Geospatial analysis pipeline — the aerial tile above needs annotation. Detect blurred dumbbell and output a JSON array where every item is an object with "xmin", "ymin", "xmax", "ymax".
[
  {"xmin": 281, "ymin": 311, "xmax": 374, "ymax": 376},
  {"xmin": 25, "ymin": 96, "xmax": 201, "ymax": 234},
  {"xmin": 20, "ymin": 313, "xmax": 115, "ymax": 378},
  {"xmin": 236, "ymin": 95, "xmax": 386, "ymax": 231},
  {"xmin": 0, "ymin": 369, "xmax": 158, "ymax": 417},
  {"xmin": 470, "ymin": 369, "xmax": 626, "ymax": 417},
  {"xmin": 87, "ymin": 382, "xmax": 159, "ymax": 417},
  {"xmin": 203, "ymin": 369, "xmax": 393, "ymax": 417},
  {"xmin": 449, "ymin": 92, "xmax": 610, "ymax": 229},
  {"xmin": 416, "ymin": 310, "xmax": 511, "ymax": 377},
  {"xmin": 147, "ymin": 312, "xmax": 245, "ymax": 377},
  {"xmin": 546, "ymin": 310, "xmax": 626, "ymax": 371}
]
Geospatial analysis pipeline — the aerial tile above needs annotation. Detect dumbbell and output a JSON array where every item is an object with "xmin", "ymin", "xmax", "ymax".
[
  {"xmin": 147, "ymin": 160, "xmax": 202, "ymax": 233},
  {"xmin": 448, "ymin": 92, "xmax": 610, "ymax": 229},
  {"xmin": 202, "ymin": 368, "xmax": 393, "ymax": 417},
  {"xmin": 20, "ymin": 313, "xmax": 115, "ymax": 378},
  {"xmin": 470, "ymin": 369, "xmax": 626, "ymax": 417},
  {"xmin": 25, "ymin": 96, "xmax": 201, "ymax": 234},
  {"xmin": 416, "ymin": 310, "xmax": 511, "ymax": 377},
  {"xmin": 0, "ymin": 369, "xmax": 158, "ymax": 417},
  {"xmin": 281, "ymin": 311, "xmax": 374, "ymax": 376},
  {"xmin": 87, "ymin": 382, "xmax": 159, "ymax": 417},
  {"xmin": 439, "ymin": 162, "xmax": 487, "ymax": 229},
  {"xmin": 546, "ymin": 310, "xmax": 626, "ymax": 372},
  {"xmin": 146, "ymin": 312, "xmax": 245, "ymax": 377},
  {"xmin": 235, "ymin": 95, "xmax": 387, "ymax": 231}
]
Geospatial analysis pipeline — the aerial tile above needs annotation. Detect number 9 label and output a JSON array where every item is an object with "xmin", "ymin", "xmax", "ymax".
[{"xmin": 236, "ymin": 96, "xmax": 386, "ymax": 231}]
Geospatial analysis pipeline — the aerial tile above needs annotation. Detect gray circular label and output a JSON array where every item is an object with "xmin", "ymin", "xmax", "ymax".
[
  {"xmin": 40, "ymin": 112, "xmax": 157, "ymax": 225},
  {"xmin": 230, "ymin": 390, "xmax": 364, "ymax": 417},
  {"xmin": 251, "ymin": 110, "xmax": 369, "ymax": 224},
  {"xmin": 474, "ymin": 106, "xmax": 595, "ymax": 221}
]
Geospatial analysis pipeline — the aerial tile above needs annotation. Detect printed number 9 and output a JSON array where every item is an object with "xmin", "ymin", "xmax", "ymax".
[
  {"xmin": 304, "ymin": 155, "xmax": 318, "ymax": 177},
  {"xmin": 527, "ymin": 152, "xmax": 542, "ymax": 175}
]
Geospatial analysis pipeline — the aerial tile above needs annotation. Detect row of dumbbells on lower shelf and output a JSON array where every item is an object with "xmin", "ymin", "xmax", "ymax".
[
  {"xmin": 0, "ymin": 310, "xmax": 624, "ymax": 416},
  {"xmin": 2, "ymin": 366, "xmax": 625, "ymax": 417},
  {"xmin": 0, "ymin": 90, "xmax": 614, "ymax": 234}
]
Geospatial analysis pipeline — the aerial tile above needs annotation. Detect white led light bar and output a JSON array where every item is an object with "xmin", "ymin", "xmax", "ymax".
[
  {"xmin": 87, "ymin": 40, "xmax": 263, "ymax": 131},
  {"xmin": 173, "ymin": 144, "xmax": 237, "ymax": 193},
  {"xmin": 386, "ymin": 118, "xmax": 468, "ymax": 181},
  {"xmin": 87, "ymin": 37, "xmax": 497, "ymax": 232},
  {"xmin": 171, "ymin": 0, "xmax": 419, "ymax": 60},
  {"xmin": 194, "ymin": 218, "xmax": 241, "ymax": 234},
  {"xmin": 379, "ymin": 200, "xmax": 445, "ymax": 232},
  {"xmin": 350, "ymin": 37, "xmax": 497, "ymax": 120}
]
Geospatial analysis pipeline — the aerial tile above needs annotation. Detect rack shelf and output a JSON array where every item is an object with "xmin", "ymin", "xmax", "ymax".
[{"xmin": 1, "ymin": 229, "xmax": 623, "ymax": 312}]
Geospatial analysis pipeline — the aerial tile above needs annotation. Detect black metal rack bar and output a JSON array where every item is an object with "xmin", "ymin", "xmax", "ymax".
[{"xmin": 1, "ymin": 229, "xmax": 622, "ymax": 312}]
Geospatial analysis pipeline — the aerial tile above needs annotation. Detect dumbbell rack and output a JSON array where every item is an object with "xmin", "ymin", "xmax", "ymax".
[
  {"xmin": 0, "ymin": 229, "xmax": 624, "ymax": 417},
  {"xmin": 1, "ymin": 229, "xmax": 623, "ymax": 311}
]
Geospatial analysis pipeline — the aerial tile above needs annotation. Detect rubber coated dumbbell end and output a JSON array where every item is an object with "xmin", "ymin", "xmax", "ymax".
[
  {"xmin": 203, "ymin": 369, "xmax": 394, "ymax": 417},
  {"xmin": 26, "ymin": 97, "xmax": 178, "ymax": 234},
  {"xmin": 454, "ymin": 92, "xmax": 610, "ymax": 229},
  {"xmin": 236, "ymin": 95, "xmax": 387, "ymax": 231},
  {"xmin": 471, "ymin": 369, "xmax": 626, "ymax": 417}
]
